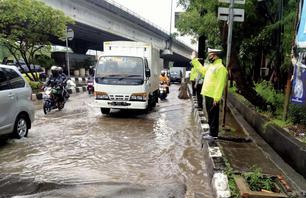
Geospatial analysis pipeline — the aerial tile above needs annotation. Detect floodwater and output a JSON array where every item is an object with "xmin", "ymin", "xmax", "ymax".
[{"xmin": 0, "ymin": 85, "xmax": 213, "ymax": 198}]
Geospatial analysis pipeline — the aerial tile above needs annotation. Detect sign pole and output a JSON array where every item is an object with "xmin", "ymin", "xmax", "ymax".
[
  {"xmin": 65, "ymin": 34, "xmax": 70, "ymax": 78},
  {"xmin": 222, "ymin": 0, "xmax": 234, "ymax": 127},
  {"xmin": 65, "ymin": 27, "xmax": 74, "ymax": 78}
]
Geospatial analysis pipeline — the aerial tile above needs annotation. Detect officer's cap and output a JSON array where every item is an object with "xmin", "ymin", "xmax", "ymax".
[{"xmin": 208, "ymin": 48, "xmax": 222, "ymax": 55}]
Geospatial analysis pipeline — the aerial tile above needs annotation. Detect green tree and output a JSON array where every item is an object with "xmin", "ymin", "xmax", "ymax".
[
  {"xmin": 0, "ymin": 0, "xmax": 73, "ymax": 81},
  {"xmin": 177, "ymin": 0, "xmax": 297, "ymax": 110}
]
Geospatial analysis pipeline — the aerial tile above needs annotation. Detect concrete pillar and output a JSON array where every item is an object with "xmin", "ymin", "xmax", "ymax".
[{"xmin": 163, "ymin": 59, "xmax": 169, "ymax": 70}]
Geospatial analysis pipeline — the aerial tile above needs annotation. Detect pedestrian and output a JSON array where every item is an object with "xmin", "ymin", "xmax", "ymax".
[
  {"xmin": 190, "ymin": 49, "xmax": 228, "ymax": 140},
  {"xmin": 189, "ymin": 67, "xmax": 198, "ymax": 96}
]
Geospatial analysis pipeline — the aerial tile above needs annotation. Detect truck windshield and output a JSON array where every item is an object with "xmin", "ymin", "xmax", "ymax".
[{"xmin": 95, "ymin": 56, "xmax": 144, "ymax": 85}]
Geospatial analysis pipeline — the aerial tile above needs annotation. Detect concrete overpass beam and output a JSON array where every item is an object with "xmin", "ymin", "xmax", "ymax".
[{"xmin": 69, "ymin": 39, "xmax": 89, "ymax": 54}]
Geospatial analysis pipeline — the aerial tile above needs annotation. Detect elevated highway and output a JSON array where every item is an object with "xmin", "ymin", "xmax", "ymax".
[{"xmin": 42, "ymin": 0, "xmax": 193, "ymax": 66}]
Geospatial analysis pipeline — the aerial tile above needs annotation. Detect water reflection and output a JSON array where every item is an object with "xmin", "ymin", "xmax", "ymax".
[{"xmin": 0, "ymin": 85, "xmax": 213, "ymax": 197}]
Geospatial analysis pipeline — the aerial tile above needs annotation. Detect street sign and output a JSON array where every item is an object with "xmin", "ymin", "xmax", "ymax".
[
  {"xmin": 67, "ymin": 28, "xmax": 74, "ymax": 41},
  {"xmin": 218, "ymin": 7, "xmax": 245, "ymax": 22},
  {"xmin": 218, "ymin": 0, "xmax": 245, "ymax": 4}
]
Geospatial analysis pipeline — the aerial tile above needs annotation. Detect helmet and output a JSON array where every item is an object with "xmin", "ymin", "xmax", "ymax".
[
  {"xmin": 57, "ymin": 67, "xmax": 63, "ymax": 74},
  {"xmin": 51, "ymin": 66, "xmax": 57, "ymax": 71},
  {"xmin": 161, "ymin": 71, "xmax": 165, "ymax": 76},
  {"xmin": 51, "ymin": 66, "xmax": 58, "ymax": 76}
]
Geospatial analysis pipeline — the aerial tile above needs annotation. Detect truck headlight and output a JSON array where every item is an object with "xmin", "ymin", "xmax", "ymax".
[
  {"xmin": 95, "ymin": 91, "xmax": 109, "ymax": 100},
  {"xmin": 130, "ymin": 93, "xmax": 147, "ymax": 101}
]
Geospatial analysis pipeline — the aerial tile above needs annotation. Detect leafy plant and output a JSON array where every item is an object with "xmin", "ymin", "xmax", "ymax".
[
  {"xmin": 255, "ymin": 81, "xmax": 284, "ymax": 115},
  {"xmin": 289, "ymin": 103, "xmax": 306, "ymax": 125},
  {"xmin": 243, "ymin": 167, "xmax": 274, "ymax": 192},
  {"xmin": 34, "ymin": 54, "xmax": 55, "ymax": 70}
]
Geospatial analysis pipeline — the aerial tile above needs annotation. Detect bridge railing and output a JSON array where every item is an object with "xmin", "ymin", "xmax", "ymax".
[{"xmin": 104, "ymin": 0, "xmax": 191, "ymax": 48}]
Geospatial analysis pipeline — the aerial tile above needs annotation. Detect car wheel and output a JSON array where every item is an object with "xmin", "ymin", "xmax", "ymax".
[
  {"xmin": 13, "ymin": 114, "xmax": 28, "ymax": 139},
  {"xmin": 101, "ymin": 108, "xmax": 110, "ymax": 115}
]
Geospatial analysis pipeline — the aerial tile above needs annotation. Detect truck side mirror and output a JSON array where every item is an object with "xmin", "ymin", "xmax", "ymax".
[{"xmin": 145, "ymin": 68, "xmax": 151, "ymax": 78}]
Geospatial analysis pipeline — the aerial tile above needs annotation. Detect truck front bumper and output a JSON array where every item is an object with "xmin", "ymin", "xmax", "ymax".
[{"xmin": 94, "ymin": 100, "xmax": 148, "ymax": 110}]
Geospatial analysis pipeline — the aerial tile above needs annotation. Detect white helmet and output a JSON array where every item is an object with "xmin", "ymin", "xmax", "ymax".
[
  {"xmin": 57, "ymin": 66, "xmax": 63, "ymax": 74},
  {"xmin": 51, "ymin": 66, "xmax": 57, "ymax": 71}
]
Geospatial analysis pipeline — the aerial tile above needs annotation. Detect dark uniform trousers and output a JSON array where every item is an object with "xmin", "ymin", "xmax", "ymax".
[
  {"xmin": 196, "ymin": 84, "xmax": 203, "ymax": 109},
  {"xmin": 191, "ymin": 81, "xmax": 196, "ymax": 96},
  {"xmin": 205, "ymin": 96, "xmax": 219, "ymax": 137}
]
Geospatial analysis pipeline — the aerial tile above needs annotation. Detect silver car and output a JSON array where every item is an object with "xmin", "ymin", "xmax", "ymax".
[{"xmin": 0, "ymin": 64, "xmax": 35, "ymax": 139}]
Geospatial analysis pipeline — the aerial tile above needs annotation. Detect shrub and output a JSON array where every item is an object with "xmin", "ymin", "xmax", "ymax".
[
  {"xmin": 29, "ymin": 81, "xmax": 43, "ymax": 91},
  {"xmin": 255, "ymin": 81, "xmax": 284, "ymax": 115},
  {"xmin": 289, "ymin": 103, "xmax": 306, "ymax": 125}
]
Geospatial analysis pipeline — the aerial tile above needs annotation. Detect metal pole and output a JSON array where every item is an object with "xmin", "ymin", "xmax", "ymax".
[
  {"xmin": 222, "ymin": 0, "xmax": 234, "ymax": 127},
  {"xmin": 65, "ymin": 34, "xmax": 70, "ymax": 77},
  {"xmin": 169, "ymin": 0, "xmax": 173, "ymax": 35}
]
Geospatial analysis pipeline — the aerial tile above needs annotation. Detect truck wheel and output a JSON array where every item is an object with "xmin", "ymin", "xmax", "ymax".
[{"xmin": 101, "ymin": 108, "xmax": 110, "ymax": 114}]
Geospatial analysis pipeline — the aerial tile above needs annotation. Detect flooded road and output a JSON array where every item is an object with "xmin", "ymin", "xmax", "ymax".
[{"xmin": 0, "ymin": 85, "xmax": 213, "ymax": 198}]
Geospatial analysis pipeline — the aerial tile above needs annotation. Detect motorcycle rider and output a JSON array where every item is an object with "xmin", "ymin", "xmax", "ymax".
[
  {"xmin": 57, "ymin": 66, "xmax": 70, "ymax": 99},
  {"xmin": 159, "ymin": 71, "xmax": 170, "ymax": 93},
  {"xmin": 46, "ymin": 66, "xmax": 61, "ymax": 87},
  {"xmin": 45, "ymin": 66, "xmax": 65, "ymax": 101}
]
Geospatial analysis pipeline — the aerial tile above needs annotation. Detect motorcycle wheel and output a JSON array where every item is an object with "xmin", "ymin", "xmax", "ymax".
[
  {"xmin": 43, "ymin": 101, "xmax": 50, "ymax": 115},
  {"xmin": 58, "ymin": 102, "xmax": 65, "ymax": 110},
  {"xmin": 159, "ymin": 93, "xmax": 166, "ymax": 100}
]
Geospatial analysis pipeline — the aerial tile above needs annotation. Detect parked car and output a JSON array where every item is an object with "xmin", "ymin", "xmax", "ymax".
[
  {"xmin": 7, "ymin": 60, "xmax": 46, "ymax": 82},
  {"xmin": 18, "ymin": 64, "xmax": 47, "ymax": 82},
  {"xmin": 170, "ymin": 71, "xmax": 182, "ymax": 83},
  {"xmin": 0, "ymin": 64, "xmax": 35, "ymax": 139}
]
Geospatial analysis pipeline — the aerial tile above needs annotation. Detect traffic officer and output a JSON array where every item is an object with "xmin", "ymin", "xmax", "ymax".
[
  {"xmin": 190, "ymin": 48, "xmax": 228, "ymax": 140},
  {"xmin": 190, "ymin": 67, "xmax": 198, "ymax": 96}
]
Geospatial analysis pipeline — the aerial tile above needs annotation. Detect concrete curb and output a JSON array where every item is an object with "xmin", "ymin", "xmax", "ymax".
[
  {"xmin": 188, "ymin": 84, "xmax": 231, "ymax": 198},
  {"xmin": 228, "ymin": 93, "xmax": 306, "ymax": 196},
  {"xmin": 70, "ymin": 77, "xmax": 88, "ymax": 83},
  {"xmin": 32, "ymin": 86, "xmax": 88, "ymax": 101}
]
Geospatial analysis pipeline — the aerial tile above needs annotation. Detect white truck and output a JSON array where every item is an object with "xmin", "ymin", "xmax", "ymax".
[{"xmin": 94, "ymin": 41, "xmax": 162, "ymax": 114}]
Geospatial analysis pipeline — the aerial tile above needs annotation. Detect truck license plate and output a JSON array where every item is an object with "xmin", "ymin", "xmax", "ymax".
[{"xmin": 108, "ymin": 101, "xmax": 130, "ymax": 106}]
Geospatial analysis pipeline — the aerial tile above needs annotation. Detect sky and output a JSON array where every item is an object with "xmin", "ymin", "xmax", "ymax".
[{"xmin": 110, "ymin": 0, "xmax": 197, "ymax": 50}]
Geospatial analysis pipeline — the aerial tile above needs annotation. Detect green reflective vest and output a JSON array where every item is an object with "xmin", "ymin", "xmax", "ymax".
[
  {"xmin": 189, "ymin": 67, "xmax": 198, "ymax": 81},
  {"xmin": 191, "ymin": 58, "xmax": 228, "ymax": 102}
]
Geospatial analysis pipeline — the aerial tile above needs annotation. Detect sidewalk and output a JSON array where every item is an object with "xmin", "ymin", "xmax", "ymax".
[{"xmin": 188, "ymin": 84, "xmax": 306, "ymax": 197}]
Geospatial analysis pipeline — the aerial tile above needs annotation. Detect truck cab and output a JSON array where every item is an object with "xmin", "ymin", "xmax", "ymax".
[{"xmin": 94, "ymin": 41, "xmax": 162, "ymax": 114}]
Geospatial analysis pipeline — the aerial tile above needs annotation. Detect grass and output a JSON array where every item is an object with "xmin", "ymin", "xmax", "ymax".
[{"xmin": 224, "ymin": 162, "xmax": 240, "ymax": 198}]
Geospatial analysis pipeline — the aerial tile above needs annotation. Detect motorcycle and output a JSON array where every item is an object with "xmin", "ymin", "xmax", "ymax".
[
  {"xmin": 87, "ymin": 79, "xmax": 94, "ymax": 95},
  {"xmin": 43, "ymin": 85, "xmax": 67, "ymax": 114},
  {"xmin": 159, "ymin": 81, "xmax": 168, "ymax": 100}
]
